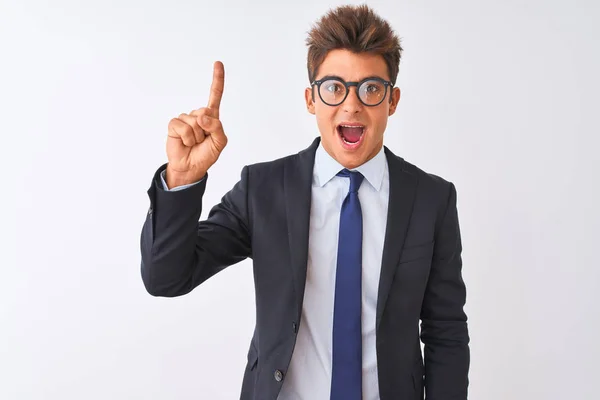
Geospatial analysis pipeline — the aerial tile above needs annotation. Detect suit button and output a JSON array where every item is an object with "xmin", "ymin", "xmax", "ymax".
[
  {"xmin": 274, "ymin": 370, "xmax": 283, "ymax": 382},
  {"xmin": 292, "ymin": 322, "xmax": 297, "ymax": 333}
]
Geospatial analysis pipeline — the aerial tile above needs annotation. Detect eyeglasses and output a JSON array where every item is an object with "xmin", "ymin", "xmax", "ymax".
[{"xmin": 311, "ymin": 76, "xmax": 393, "ymax": 107}]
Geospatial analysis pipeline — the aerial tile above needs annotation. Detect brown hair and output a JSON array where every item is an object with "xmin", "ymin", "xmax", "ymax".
[{"xmin": 306, "ymin": 4, "xmax": 403, "ymax": 86}]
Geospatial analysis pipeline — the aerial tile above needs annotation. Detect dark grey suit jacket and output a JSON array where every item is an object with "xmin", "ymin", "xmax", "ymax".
[{"xmin": 140, "ymin": 137, "xmax": 469, "ymax": 399}]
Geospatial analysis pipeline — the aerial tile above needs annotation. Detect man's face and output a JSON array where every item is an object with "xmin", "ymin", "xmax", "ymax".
[{"xmin": 305, "ymin": 49, "xmax": 401, "ymax": 169}]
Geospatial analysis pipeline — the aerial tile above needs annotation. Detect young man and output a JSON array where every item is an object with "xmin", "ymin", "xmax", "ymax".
[{"xmin": 140, "ymin": 4, "xmax": 469, "ymax": 400}]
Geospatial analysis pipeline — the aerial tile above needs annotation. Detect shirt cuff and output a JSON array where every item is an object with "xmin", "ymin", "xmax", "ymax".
[{"xmin": 160, "ymin": 169, "xmax": 203, "ymax": 191}]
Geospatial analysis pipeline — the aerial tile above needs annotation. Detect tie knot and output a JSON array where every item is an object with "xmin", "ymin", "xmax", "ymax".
[{"xmin": 337, "ymin": 169, "xmax": 364, "ymax": 193}]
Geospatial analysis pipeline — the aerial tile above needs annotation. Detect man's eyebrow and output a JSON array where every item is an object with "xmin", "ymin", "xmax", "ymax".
[
  {"xmin": 318, "ymin": 74, "xmax": 343, "ymax": 81},
  {"xmin": 317, "ymin": 74, "xmax": 387, "ymax": 82}
]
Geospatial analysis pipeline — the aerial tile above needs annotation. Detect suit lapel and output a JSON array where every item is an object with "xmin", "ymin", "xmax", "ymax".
[
  {"xmin": 376, "ymin": 147, "xmax": 418, "ymax": 330},
  {"xmin": 284, "ymin": 137, "xmax": 320, "ymax": 318}
]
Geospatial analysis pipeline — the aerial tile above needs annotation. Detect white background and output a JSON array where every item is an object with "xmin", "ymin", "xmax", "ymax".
[{"xmin": 1, "ymin": 0, "xmax": 599, "ymax": 398}]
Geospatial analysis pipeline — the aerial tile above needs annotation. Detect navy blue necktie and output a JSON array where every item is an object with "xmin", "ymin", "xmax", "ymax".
[{"xmin": 331, "ymin": 169, "xmax": 364, "ymax": 400}]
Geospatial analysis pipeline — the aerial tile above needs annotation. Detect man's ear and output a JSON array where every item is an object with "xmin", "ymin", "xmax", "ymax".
[
  {"xmin": 305, "ymin": 87, "xmax": 315, "ymax": 115},
  {"xmin": 388, "ymin": 87, "xmax": 401, "ymax": 116}
]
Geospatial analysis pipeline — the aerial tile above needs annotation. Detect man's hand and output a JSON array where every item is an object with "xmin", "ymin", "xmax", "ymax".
[{"xmin": 165, "ymin": 61, "xmax": 227, "ymax": 188}]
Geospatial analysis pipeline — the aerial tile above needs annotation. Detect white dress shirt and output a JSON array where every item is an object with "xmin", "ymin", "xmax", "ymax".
[
  {"xmin": 277, "ymin": 142, "xmax": 389, "ymax": 400},
  {"xmin": 160, "ymin": 142, "xmax": 390, "ymax": 399}
]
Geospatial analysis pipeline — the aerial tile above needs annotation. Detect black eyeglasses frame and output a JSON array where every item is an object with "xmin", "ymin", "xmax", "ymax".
[{"xmin": 310, "ymin": 76, "xmax": 394, "ymax": 107}]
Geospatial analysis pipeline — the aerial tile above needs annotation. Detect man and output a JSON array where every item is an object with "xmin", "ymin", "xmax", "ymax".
[{"xmin": 140, "ymin": 4, "xmax": 469, "ymax": 400}]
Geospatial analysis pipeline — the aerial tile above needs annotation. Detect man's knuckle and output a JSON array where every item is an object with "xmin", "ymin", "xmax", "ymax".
[{"xmin": 183, "ymin": 125, "xmax": 193, "ymax": 135}]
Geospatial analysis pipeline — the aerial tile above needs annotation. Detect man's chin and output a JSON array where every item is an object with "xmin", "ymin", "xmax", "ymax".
[
  {"xmin": 320, "ymin": 135, "xmax": 370, "ymax": 168},
  {"xmin": 332, "ymin": 151, "xmax": 366, "ymax": 170}
]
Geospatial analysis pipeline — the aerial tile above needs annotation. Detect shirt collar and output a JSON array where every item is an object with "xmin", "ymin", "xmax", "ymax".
[{"xmin": 314, "ymin": 141, "xmax": 386, "ymax": 191}]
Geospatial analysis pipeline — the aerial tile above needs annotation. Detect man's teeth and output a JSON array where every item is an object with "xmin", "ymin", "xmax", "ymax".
[{"xmin": 338, "ymin": 125, "xmax": 365, "ymax": 145}]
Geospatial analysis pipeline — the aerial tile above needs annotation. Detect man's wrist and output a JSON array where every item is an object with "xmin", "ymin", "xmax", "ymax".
[{"xmin": 165, "ymin": 166, "xmax": 207, "ymax": 189}]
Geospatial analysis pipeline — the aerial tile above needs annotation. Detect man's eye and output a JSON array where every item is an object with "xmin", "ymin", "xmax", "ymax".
[{"xmin": 326, "ymin": 83, "xmax": 343, "ymax": 93}]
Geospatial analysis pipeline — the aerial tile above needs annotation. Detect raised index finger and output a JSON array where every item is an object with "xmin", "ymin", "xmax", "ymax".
[{"xmin": 207, "ymin": 61, "xmax": 225, "ymax": 112}]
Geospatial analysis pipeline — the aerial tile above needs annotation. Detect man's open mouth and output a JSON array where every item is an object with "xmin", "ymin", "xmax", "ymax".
[{"xmin": 337, "ymin": 123, "xmax": 365, "ymax": 145}]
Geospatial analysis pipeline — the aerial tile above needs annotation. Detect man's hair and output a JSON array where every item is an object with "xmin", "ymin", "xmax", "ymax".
[{"xmin": 306, "ymin": 4, "xmax": 403, "ymax": 86}]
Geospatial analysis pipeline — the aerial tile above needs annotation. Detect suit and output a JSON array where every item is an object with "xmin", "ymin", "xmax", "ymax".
[{"xmin": 140, "ymin": 137, "xmax": 470, "ymax": 399}]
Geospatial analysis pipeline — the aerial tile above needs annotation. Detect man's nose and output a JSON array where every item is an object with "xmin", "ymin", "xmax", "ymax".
[{"xmin": 342, "ymin": 87, "xmax": 363, "ymax": 113}]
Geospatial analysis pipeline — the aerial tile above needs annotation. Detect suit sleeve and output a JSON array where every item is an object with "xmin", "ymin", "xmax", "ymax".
[
  {"xmin": 140, "ymin": 163, "xmax": 252, "ymax": 297},
  {"xmin": 420, "ymin": 182, "xmax": 470, "ymax": 399}
]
